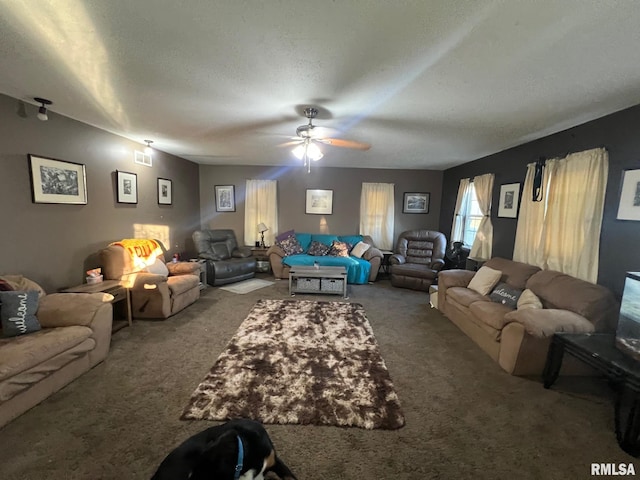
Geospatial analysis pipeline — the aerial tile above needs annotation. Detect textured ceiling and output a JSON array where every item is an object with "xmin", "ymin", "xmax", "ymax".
[{"xmin": 2, "ymin": 1, "xmax": 640, "ymax": 170}]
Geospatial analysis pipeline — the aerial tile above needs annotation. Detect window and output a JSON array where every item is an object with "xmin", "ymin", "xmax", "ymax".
[{"xmin": 461, "ymin": 183, "xmax": 483, "ymax": 247}]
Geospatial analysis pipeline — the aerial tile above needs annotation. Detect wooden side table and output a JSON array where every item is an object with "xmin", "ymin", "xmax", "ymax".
[
  {"xmin": 251, "ymin": 247, "xmax": 271, "ymax": 273},
  {"xmin": 61, "ymin": 280, "xmax": 132, "ymax": 333}
]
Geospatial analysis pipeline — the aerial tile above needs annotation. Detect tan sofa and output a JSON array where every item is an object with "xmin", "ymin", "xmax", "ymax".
[
  {"xmin": 0, "ymin": 275, "xmax": 113, "ymax": 428},
  {"xmin": 438, "ymin": 258, "xmax": 619, "ymax": 376}
]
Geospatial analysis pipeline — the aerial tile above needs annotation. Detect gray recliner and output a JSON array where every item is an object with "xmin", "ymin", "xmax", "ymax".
[
  {"xmin": 192, "ymin": 229, "xmax": 256, "ymax": 286},
  {"xmin": 389, "ymin": 230, "xmax": 447, "ymax": 291}
]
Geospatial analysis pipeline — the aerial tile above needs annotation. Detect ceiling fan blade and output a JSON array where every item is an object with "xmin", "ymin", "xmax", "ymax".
[
  {"xmin": 277, "ymin": 140, "xmax": 303, "ymax": 148},
  {"xmin": 319, "ymin": 138, "xmax": 371, "ymax": 151}
]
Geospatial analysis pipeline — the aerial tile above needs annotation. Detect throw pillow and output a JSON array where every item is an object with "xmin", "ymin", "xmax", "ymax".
[
  {"xmin": 277, "ymin": 235, "xmax": 304, "ymax": 256},
  {"xmin": 0, "ymin": 290, "xmax": 41, "ymax": 337},
  {"xmin": 328, "ymin": 240, "xmax": 350, "ymax": 257},
  {"xmin": 489, "ymin": 282, "xmax": 523, "ymax": 308},
  {"xmin": 350, "ymin": 241, "xmax": 371, "ymax": 258},
  {"xmin": 517, "ymin": 288, "xmax": 543, "ymax": 310},
  {"xmin": 307, "ymin": 240, "xmax": 330, "ymax": 256},
  {"xmin": 145, "ymin": 258, "xmax": 169, "ymax": 276},
  {"xmin": 467, "ymin": 266, "xmax": 502, "ymax": 296},
  {"xmin": 275, "ymin": 229, "xmax": 295, "ymax": 243}
]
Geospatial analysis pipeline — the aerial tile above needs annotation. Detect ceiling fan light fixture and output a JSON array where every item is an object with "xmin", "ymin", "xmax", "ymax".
[
  {"xmin": 306, "ymin": 142, "xmax": 323, "ymax": 161},
  {"xmin": 292, "ymin": 144, "xmax": 305, "ymax": 160},
  {"xmin": 34, "ymin": 97, "xmax": 52, "ymax": 121}
]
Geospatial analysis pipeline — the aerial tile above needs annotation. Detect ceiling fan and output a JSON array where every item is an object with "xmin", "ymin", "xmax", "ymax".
[{"xmin": 280, "ymin": 107, "xmax": 370, "ymax": 172}]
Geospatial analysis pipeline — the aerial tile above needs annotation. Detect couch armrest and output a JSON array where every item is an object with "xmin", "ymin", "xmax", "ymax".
[
  {"xmin": 166, "ymin": 261, "xmax": 200, "ymax": 276},
  {"xmin": 389, "ymin": 254, "xmax": 405, "ymax": 265},
  {"xmin": 37, "ymin": 292, "xmax": 113, "ymax": 328},
  {"xmin": 233, "ymin": 246, "xmax": 252, "ymax": 258},
  {"xmin": 438, "ymin": 269, "xmax": 475, "ymax": 288},
  {"xmin": 123, "ymin": 272, "xmax": 167, "ymax": 289},
  {"xmin": 363, "ymin": 246, "xmax": 382, "ymax": 261},
  {"xmin": 267, "ymin": 245, "xmax": 286, "ymax": 258},
  {"xmin": 504, "ymin": 308, "xmax": 595, "ymax": 338}
]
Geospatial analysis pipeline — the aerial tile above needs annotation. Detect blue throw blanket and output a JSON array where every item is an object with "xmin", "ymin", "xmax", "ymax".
[{"xmin": 281, "ymin": 234, "xmax": 372, "ymax": 284}]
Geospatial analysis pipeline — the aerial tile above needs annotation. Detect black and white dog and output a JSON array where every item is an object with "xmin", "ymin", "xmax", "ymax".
[{"xmin": 151, "ymin": 419, "xmax": 297, "ymax": 480}]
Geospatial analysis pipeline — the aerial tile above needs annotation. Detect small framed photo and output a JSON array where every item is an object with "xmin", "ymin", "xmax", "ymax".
[
  {"xmin": 28, "ymin": 154, "xmax": 87, "ymax": 204},
  {"xmin": 158, "ymin": 178, "xmax": 172, "ymax": 205},
  {"xmin": 498, "ymin": 183, "xmax": 521, "ymax": 218},
  {"xmin": 403, "ymin": 192, "xmax": 430, "ymax": 214},
  {"xmin": 215, "ymin": 185, "xmax": 235, "ymax": 212},
  {"xmin": 116, "ymin": 170, "xmax": 138, "ymax": 204},
  {"xmin": 305, "ymin": 189, "xmax": 333, "ymax": 215},
  {"xmin": 616, "ymin": 168, "xmax": 640, "ymax": 221}
]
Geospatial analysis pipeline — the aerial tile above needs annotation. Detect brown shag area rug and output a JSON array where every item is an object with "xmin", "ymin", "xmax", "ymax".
[{"xmin": 181, "ymin": 299, "xmax": 405, "ymax": 429}]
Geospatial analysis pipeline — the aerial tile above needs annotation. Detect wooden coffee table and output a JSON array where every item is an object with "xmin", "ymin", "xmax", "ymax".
[{"xmin": 289, "ymin": 266, "xmax": 348, "ymax": 299}]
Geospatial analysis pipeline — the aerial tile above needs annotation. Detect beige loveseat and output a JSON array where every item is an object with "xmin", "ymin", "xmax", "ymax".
[
  {"xmin": 438, "ymin": 258, "xmax": 619, "ymax": 376},
  {"xmin": 0, "ymin": 275, "xmax": 113, "ymax": 428}
]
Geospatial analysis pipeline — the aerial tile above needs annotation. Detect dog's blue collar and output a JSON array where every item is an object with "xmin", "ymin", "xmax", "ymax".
[{"xmin": 234, "ymin": 435, "xmax": 244, "ymax": 480}]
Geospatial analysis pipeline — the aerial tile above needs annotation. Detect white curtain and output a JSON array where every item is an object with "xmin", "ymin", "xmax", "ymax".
[
  {"xmin": 469, "ymin": 173, "xmax": 494, "ymax": 259},
  {"xmin": 450, "ymin": 178, "xmax": 471, "ymax": 245},
  {"xmin": 359, "ymin": 182, "xmax": 394, "ymax": 250},
  {"xmin": 513, "ymin": 147, "xmax": 608, "ymax": 283},
  {"xmin": 244, "ymin": 179, "xmax": 278, "ymax": 247}
]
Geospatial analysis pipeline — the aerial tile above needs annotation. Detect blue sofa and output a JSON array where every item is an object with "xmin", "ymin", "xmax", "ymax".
[{"xmin": 266, "ymin": 233, "xmax": 383, "ymax": 284}]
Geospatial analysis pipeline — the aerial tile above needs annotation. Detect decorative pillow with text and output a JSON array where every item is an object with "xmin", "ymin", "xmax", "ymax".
[
  {"xmin": 0, "ymin": 290, "xmax": 41, "ymax": 337},
  {"xmin": 489, "ymin": 282, "xmax": 523, "ymax": 308}
]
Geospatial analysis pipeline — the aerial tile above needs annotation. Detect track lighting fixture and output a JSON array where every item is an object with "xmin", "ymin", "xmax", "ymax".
[
  {"xmin": 144, "ymin": 140, "xmax": 154, "ymax": 155},
  {"xmin": 34, "ymin": 97, "xmax": 52, "ymax": 121}
]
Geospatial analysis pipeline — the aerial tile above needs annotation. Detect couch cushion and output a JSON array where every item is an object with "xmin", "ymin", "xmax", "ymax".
[
  {"xmin": 167, "ymin": 274, "xmax": 200, "ymax": 295},
  {"xmin": 446, "ymin": 287, "xmax": 489, "ymax": 307},
  {"xmin": 469, "ymin": 300, "xmax": 515, "ymax": 331},
  {"xmin": 1, "ymin": 291, "xmax": 41, "ymax": 338},
  {"xmin": 468, "ymin": 266, "xmax": 502, "ymax": 296},
  {"xmin": 504, "ymin": 308, "xmax": 596, "ymax": 338},
  {"xmin": 0, "ymin": 325, "xmax": 93, "ymax": 381},
  {"xmin": 484, "ymin": 258, "xmax": 541, "ymax": 290},
  {"xmin": 489, "ymin": 282, "xmax": 523, "ymax": 308},
  {"xmin": 526, "ymin": 269, "xmax": 619, "ymax": 331},
  {"xmin": 391, "ymin": 263, "xmax": 438, "ymax": 280}
]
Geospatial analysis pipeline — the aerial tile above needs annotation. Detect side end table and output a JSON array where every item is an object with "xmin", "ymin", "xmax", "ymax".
[{"xmin": 61, "ymin": 280, "xmax": 132, "ymax": 333}]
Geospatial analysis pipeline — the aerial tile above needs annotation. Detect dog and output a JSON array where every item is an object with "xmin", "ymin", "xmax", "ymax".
[{"xmin": 151, "ymin": 419, "xmax": 297, "ymax": 480}]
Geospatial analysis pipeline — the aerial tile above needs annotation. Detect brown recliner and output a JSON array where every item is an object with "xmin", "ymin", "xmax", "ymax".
[
  {"xmin": 100, "ymin": 239, "xmax": 201, "ymax": 319},
  {"xmin": 389, "ymin": 230, "xmax": 447, "ymax": 291}
]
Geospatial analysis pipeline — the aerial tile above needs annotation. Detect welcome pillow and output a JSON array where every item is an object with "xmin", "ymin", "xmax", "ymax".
[
  {"xmin": 0, "ymin": 290, "xmax": 41, "ymax": 337},
  {"xmin": 467, "ymin": 266, "xmax": 502, "ymax": 296},
  {"xmin": 489, "ymin": 282, "xmax": 523, "ymax": 308}
]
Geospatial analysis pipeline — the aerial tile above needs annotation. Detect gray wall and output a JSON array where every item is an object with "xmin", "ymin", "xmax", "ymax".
[
  {"xmin": 439, "ymin": 104, "xmax": 640, "ymax": 297},
  {"xmin": 199, "ymin": 165, "xmax": 443, "ymax": 247},
  {"xmin": 0, "ymin": 93, "xmax": 200, "ymax": 292}
]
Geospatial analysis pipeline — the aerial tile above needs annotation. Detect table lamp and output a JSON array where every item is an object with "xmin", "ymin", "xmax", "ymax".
[{"xmin": 257, "ymin": 223, "xmax": 269, "ymax": 248}]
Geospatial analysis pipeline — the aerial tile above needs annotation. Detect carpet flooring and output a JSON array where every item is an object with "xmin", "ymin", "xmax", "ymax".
[
  {"xmin": 181, "ymin": 299, "xmax": 405, "ymax": 429},
  {"xmin": 0, "ymin": 276, "xmax": 634, "ymax": 479}
]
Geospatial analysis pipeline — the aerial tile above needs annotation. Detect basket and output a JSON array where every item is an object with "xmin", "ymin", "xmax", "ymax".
[
  {"xmin": 321, "ymin": 278, "xmax": 344, "ymax": 293},
  {"xmin": 296, "ymin": 277, "xmax": 320, "ymax": 291}
]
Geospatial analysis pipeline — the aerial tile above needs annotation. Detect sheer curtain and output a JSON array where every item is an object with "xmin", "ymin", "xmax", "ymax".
[
  {"xmin": 513, "ymin": 147, "xmax": 608, "ymax": 283},
  {"xmin": 450, "ymin": 178, "xmax": 471, "ymax": 244},
  {"xmin": 359, "ymin": 182, "xmax": 394, "ymax": 250},
  {"xmin": 244, "ymin": 179, "xmax": 278, "ymax": 247},
  {"xmin": 469, "ymin": 173, "xmax": 494, "ymax": 259}
]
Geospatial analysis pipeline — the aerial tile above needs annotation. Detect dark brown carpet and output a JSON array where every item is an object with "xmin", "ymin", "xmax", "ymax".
[
  {"xmin": 0, "ymin": 276, "xmax": 634, "ymax": 479},
  {"xmin": 181, "ymin": 299, "xmax": 405, "ymax": 429}
]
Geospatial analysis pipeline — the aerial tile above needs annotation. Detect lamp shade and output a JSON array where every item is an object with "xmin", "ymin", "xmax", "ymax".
[{"xmin": 257, "ymin": 222, "xmax": 269, "ymax": 233}]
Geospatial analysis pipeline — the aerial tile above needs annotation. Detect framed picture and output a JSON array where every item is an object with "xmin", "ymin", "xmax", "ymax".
[
  {"xmin": 158, "ymin": 178, "xmax": 172, "ymax": 205},
  {"xmin": 616, "ymin": 168, "xmax": 640, "ymax": 221},
  {"xmin": 403, "ymin": 192, "xmax": 430, "ymax": 213},
  {"xmin": 498, "ymin": 183, "xmax": 521, "ymax": 218},
  {"xmin": 305, "ymin": 189, "xmax": 333, "ymax": 215},
  {"xmin": 28, "ymin": 154, "xmax": 87, "ymax": 204},
  {"xmin": 215, "ymin": 185, "xmax": 235, "ymax": 212},
  {"xmin": 116, "ymin": 170, "xmax": 138, "ymax": 204}
]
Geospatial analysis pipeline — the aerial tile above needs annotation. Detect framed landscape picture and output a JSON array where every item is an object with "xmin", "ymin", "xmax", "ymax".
[
  {"xmin": 158, "ymin": 178, "xmax": 172, "ymax": 205},
  {"xmin": 403, "ymin": 192, "xmax": 429, "ymax": 213},
  {"xmin": 28, "ymin": 154, "xmax": 87, "ymax": 204},
  {"xmin": 305, "ymin": 189, "xmax": 333, "ymax": 214},
  {"xmin": 498, "ymin": 183, "xmax": 521, "ymax": 218},
  {"xmin": 215, "ymin": 185, "xmax": 235, "ymax": 212},
  {"xmin": 616, "ymin": 168, "xmax": 640, "ymax": 221},
  {"xmin": 116, "ymin": 170, "xmax": 138, "ymax": 204}
]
